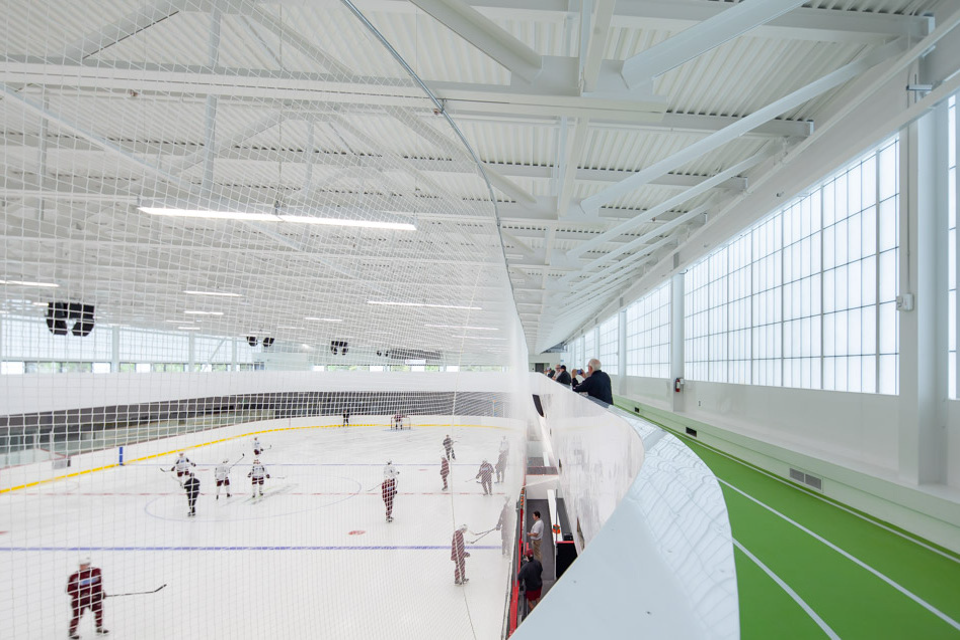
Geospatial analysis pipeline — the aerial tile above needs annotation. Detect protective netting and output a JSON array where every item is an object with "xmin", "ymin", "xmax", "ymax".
[{"xmin": 0, "ymin": 1, "xmax": 529, "ymax": 637}]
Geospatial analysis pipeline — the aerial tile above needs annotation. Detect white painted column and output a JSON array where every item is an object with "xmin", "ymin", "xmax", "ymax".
[
  {"xmin": 618, "ymin": 305, "xmax": 627, "ymax": 395},
  {"xmin": 231, "ymin": 337, "xmax": 238, "ymax": 372},
  {"xmin": 898, "ymin": 111, "xmax": 948, "ymax": 484},
  {"xmin": 671, "ymin": 273, "xmax": 685, "ymax": 412},
  {"xmin": 111, "ymin": 326, "xmax": 120, "ymax": 372},
  {"xmin": 188, "ymin": 333, "xmax": 196, "ymax": 372}
]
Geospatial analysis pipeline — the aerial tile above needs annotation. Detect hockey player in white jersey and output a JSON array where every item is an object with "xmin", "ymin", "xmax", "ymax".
[
  {"xmin": 248, "ymin": 458, "xmax": 270, "ymax": 498},
  {"xmin": 252, "ymin": 438, "xmax": 265, "ymax": 456},
  {"xmin": 170, "ymin": 453, "xmax": 196, "ymax": 479},
  {"xmin": 215, "ymin": 459, "xmax": 232, "ymax": 499}
]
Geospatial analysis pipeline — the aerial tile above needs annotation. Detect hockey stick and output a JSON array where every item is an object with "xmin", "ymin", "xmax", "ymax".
[
  {"xmin": 468, "ymin": 529, "xmax": 495, "ymax": 544},
  {"xmin": 228, "ymin": 453, "xmax": 245, "ymax": 470},
  {"xmin": 106, "ymin": 584, "xmax": 167, "ymax": 598}
]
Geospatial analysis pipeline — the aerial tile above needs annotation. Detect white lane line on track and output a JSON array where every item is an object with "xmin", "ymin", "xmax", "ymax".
[
  {"xmin": 733, "ymin": 539, "xmax": 840, "ymax": 640},
  {"xmin": 721, "ymin": 479, "xmax": 960, "ymax": 633}
]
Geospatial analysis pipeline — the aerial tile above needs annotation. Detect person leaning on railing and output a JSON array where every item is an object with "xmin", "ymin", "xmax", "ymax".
[{"xmin": 572, "ymin": 358, "xmax": 612, "ymax": 405}]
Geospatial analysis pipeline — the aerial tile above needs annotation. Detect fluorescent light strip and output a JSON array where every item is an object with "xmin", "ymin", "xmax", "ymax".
[
  {"xmin": 425, "ymin": 324, "xmax": 499, "ymax": 331},
  {"xmin": 184, "ymin": 290, "xmax": 242, "ymax": 298},
  {"xmin": 277, "ymin": 325, "xmax": 300, "ymax": 330},
  {"xmin": 184, "ymin": 310, "xmax": 223, "ymax": 316},
  {"xmin": 139, "ymin": 208, "xmax": 415, "ymax": 231},
  {"xmin": 279, "ymin": 215, "xmax": 415, "ymax": 231},
  {"xmin": 0, "ymin": 279, "xmax": 59, "ymax": 288},
  {"xmin": 178, "ymin": 326, "xmax": 201, "ymax": 331},
  {"xmin": 305, "ymin": 317, "xmax": 343, "ymax": 322},
  {"xmin": 368, "ymin": 301, "xmax": 482, "ymax": 311}
]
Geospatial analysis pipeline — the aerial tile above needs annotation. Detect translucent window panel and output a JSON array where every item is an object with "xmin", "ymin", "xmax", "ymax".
[
  {"xmin": 584, "ymin": 328, "xmax": 597, "ymax": 360},
  {"xmin": 951, "ymin": 95, "xmax": 958, "ymax": 398},
  {"xmin": 598, "ymin": 314, "xmax": 619, "ymax": 375},
  {"xmin": 848, "ymin": 163, "xmax": 862, "ymax": 215},
  {"xmin": 2, "ymin": 317, "xmax": 113, "ymax": 361},
  {"xmin": 879, "ymin": 198, "xmax": 898, "ymax": 252},
  {"xmin": 879, "ymin": 250, "xmax": 897, "ymax": 302},
  {"xmin": 879, "ymin": 143, "xmax": 898, "ymax": 201},
  {"xmin": 862, "ymin": 206, "xmax": 877, "ymax": 256},
  {"xmin": 848, "ymin": 213, "xmax": 862, "ymax": 262},
  {"xmin": 836, "ymin": 173, "xmax": 849, "ymax": 220},
  {"xmin": 836, "ymin": 218, "xmax": 849, "ymax": 265},
  {"xmin": 879, "ymin": 302, "xmax": 897, "ymax": 354},
  {"xmin": 823, "ymin": 182, "xmax": 836, "ymax": 227},
  {"xmin": 195, "ymin": 337, "xmax": 233, "ymax": 363},
  {"xmin": 862, "ymin": 155, "xmax": 877, "ymax": 208}
]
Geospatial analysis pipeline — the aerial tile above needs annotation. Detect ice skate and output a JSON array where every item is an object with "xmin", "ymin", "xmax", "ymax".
[
  {"xmin": 68, "ymin": 633, "xmax": 79, "ymax": 639},
  {"xmin": 386, "ymin": 516, "xmax": 394, "ymax": 523},
  {"xmin": 96, "ymin": 629, "xmax": 110, "ymax": 636}
]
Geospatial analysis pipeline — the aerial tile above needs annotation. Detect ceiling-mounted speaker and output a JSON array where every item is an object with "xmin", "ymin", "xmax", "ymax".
[
  {"xmin": 46, "ymin": 302, "xmax": 94, "ymax": 336},
  {"xmin": 72, "ymin": 304, "xmax": 95, "ymax": 337},
  {"xmin": 262, "ymin": 337, "xmax": 275, "ymax": 348},
  {"xmin": 247, "ymin": 336, "xmax": 258, "ymax": 347},
  {"xmin": 331, "ymin": 340, "xmax": 348, "ymax": 355}
]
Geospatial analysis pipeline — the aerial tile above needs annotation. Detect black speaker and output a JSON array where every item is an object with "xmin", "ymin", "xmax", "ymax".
[
  {"xmin": 46, "ymin": 302, "xmax": 94, "ymax": 336},
  {"xmin": 247, "ymin": 336, "xmax": 258, "ymax": 347},
  {"xmin": 262, "ymin": 337, "xmax": 274, "ymax": 348},
  {"xmin": 331, "ymin": 340, "xmax": 348, "ymax": 355}
]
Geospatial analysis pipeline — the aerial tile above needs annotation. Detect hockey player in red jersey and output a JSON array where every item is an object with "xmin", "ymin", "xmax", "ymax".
[
  {"xmin": 66, "ymin": 556, "xmax": 109, "ymax": 638},
  {"xmin": 451, "ymin": 524, "xmax": 470, "ymax": 585},
  {"xmin": 382, "ymin": 460, "xmax": 399, "ymax": 522},
  {"xmin": 440, "ymin": 455, "xmax": 450, "ymax": 490}
]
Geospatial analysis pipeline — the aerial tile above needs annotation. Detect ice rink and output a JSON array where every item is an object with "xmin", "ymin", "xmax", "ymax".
[{"xmin": 0, "ymin": 419, "xmax": 523, "ymax": 639}]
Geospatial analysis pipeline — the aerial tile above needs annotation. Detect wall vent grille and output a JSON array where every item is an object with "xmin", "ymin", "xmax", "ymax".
[{"xmin": 789, "ymin": 468, "xmax": 823, "ymax": 492}]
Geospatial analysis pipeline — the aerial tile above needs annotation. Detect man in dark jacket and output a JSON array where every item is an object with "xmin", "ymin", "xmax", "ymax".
[
  {"xmin": 555, "ymin": 365, "xmax": 572, "ymax": 386},
  {"xmin": 573, "ymin": 358, "xmax": 613, "ymax": 404},
  {"xmin": 67, "ymin": 557, "xmax": 109, "ymax": 637},
  {"xmin": 184, "ymin": 471, "xmax": 200, "ymax": 517},
  {"xmin": 518, "ymin": 551, "xmax": 544, "ymax": 611}
]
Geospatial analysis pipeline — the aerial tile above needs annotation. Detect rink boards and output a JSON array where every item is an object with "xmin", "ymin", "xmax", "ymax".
[{"xmin": 0, "ymin": 416, "xmax": 525, "ymax": 639}]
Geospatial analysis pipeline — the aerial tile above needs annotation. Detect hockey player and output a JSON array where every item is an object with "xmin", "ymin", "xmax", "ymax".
[
  {"xmin": 183, "ymin": 471, "xmax": 200, "ymax": 517},
  {"xmin": 170, "ymin": 452, "xmax": 196, "ymax": 479},
  {"xmin": 496, "ymin": 496, "xmax": 513, "ymax": 556},
  {"xmin": 67, "ymin": 556, "xmax": 108, "ymax": 638},
  {"xmin": 476, "ymin": 459, "xmax": 494, "ymax": 496},
  {"xmin": 214, "ymin": 459, "xmax": 232, "ymax": 499},
  {"xmin": 440, "ymin": 454, "xmax": 450, "ymax": 490},
  {"xmin": 442, "ymin": 435, "xmax": 456, "ymax": 460},
  {"xmin": 342, "ymin": 411, "xmax": 350, "ymax": 427},
  {"xmin": 248, "ymin": 458, "xmax": 270, "ymax": 498},
  {"xmin": 495, "ymin": 448, "xmax": 508, "ymax": 484},
  {"xmin": 252, "ymin": 438, "xmax": 265, "ymax": 456},
  {"xmin": 451, "ymin": 524, "xmax": 470, "ymax": 585},
  {"xmin": 382, "ymin": 460, "xmax": 400, "ymax": 522}
]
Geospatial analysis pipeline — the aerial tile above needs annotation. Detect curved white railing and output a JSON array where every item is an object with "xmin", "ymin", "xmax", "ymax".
[{"xmin": 517, "ymin": 373, "xmax": 739, "ymax": 639}]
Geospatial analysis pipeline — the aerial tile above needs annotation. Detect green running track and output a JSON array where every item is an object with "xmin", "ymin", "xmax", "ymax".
[{"xmin": 617, "ymin": 404, "xmax": 960, "ymax": 639}]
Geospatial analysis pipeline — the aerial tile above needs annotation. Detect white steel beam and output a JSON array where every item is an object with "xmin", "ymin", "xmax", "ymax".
[
  {"xmin": 621, "ymin": 0, "xmax": 807, "ymax": 89},
  {"xmin": 580, "ymin": 37, "xmax": 906, "ymax": 214},
  {"xmin": 580, "ymin": 0, "xmax": 615, "ymax": 93},
  {"xmin": 246, "ymin": 5, "xmax": 356, "ymax": 77},
  {"xmin": 62, "ymin": 0, "xmax": 184, "ymax": 62},
  {"xmin": 407, "ymin": 0, "xmax": 543, "ymax": 82},
  {"xmin": 569, "ymin": 151, "xmax": 769, "ymax": 258},
  {"xmin": 307, "ymin": 0, "xmax": 930, "ymax": 44}
]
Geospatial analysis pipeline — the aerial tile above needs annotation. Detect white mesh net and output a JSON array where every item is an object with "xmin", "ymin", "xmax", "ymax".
[{"xmin": 0, "ymin": 1, "xmax": 529, "ymax": 637}]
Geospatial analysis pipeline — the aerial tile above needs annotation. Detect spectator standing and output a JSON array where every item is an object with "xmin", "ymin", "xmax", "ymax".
[
  {"xmin": 527, "ymin": 510, "xmax": 544, "ymax": 561},
  {"xmin": 518, "ymin": 551, "xmax": 544, "ymax": 612},
  {"xmin": 573, "ymin": 358, "xmax": 613, "ymax": 404}
]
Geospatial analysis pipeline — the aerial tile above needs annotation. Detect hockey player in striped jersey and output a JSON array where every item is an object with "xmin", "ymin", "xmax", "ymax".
[
  {"xmin": 382, "ymin": 461, "xmax": 400, "ymax": 522},
  {"xmin": 248, "ymin": 458, "xmax": 270, "ymax": 498},
  {"xmin": 215, "ymin": 459, "xmax": 232, "ymax": 499}
]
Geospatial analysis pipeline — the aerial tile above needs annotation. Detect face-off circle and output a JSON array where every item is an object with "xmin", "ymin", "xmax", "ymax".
[{"xmin": 348, "ymin": 530, "xmax": 365, "ymax": 536}]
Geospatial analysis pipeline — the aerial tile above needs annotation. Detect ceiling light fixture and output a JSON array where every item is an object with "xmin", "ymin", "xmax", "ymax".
[
  {"xmin": 368, "ymin": 301, "xmax": 482, "ymax": 311},
  {"xmin": 305, "ymin": 317, "xmax": 343, "ymax": 322},
  {"xmin": 139, "ymin": 207, "xmax": 415, "ymax": 231},
  {"xmin": 277, "ymin": 325, "xmax": 300, "ymax": 330},
  {"xmin": 0, "ymin": 279, "xmax": 59, "ymax": 288},
  {"xmin": 184, "ymin": 310, "xmax": 223, "ymax": 316},
  {"xmin": 178, "ymin": 326, "xmax": 201, "ymax": 331},
  {"xmin": 184, "ymin": 290, "xmax": 242, "ymax": 297}
]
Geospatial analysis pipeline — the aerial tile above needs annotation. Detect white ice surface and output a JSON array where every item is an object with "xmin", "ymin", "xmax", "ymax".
[{"xmin": 0, "ymin": 420, "xmax": 522, "ymax": 639}]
